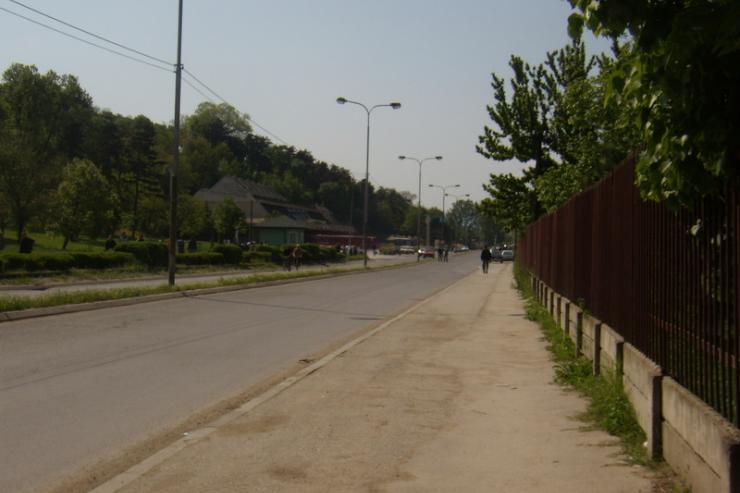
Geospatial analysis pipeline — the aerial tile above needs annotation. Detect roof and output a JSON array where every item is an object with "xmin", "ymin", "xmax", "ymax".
[{"xmin": 195, "ymin": 176, "xmax": 356, "ymax": 234}]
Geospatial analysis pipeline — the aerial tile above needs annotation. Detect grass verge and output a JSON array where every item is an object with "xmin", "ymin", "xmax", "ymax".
[
  {"xmin": 512, "ymin": 261, "xmax": 651, "ymax": 465},
  {"xmin": 0, "ymin": 263, "xmax": 399, "ymax": 314}
]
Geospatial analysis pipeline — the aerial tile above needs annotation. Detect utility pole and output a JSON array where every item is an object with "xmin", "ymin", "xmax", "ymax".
[{"xmin": 168, "ymin": 0, "xmax": 183, "ymax": 287}]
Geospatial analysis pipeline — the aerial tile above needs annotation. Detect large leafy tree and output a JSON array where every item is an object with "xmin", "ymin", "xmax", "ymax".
[
  {"xmin": 479, "ymin": 173, "xmax": 534, "ymax": 237},
  {"xmin": 56, "ymin": 158, "xmax": 120, "ymax": 249},
  {"xmin": 0, "ymin": 64, "xmax": 94, "ymax": 240},
  {"xmin": 568, "ymin": 0, "xmax": 740, "ymax": 208},
  {"xmin": 212, "ymin": 197, "xmax": 245, "ymax": 242}
]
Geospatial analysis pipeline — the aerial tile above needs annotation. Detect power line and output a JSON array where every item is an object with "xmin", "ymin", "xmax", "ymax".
[
  {"xmin": 8, "ymin": 0, "xmax": 172, "ymax": 67},
  {"xmin": 182, "ymin": 75, "xmax": 214, "ymax": 102},
  {"xmin": 182, "ymin": 68, "xmax": 289, "ymax": 146},
  {"xmin": 3, "ymin": 1, "xmax": 292, "ymax": 148},
  {"xmin": 0, "ymin": 5, "xmax": 172, "ymax": 73}
]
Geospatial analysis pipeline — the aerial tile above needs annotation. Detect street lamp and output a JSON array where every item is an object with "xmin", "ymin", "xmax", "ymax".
[
  {"xmin": 337, "ymin": 97, "xmax": 401, "ymax": 268},
  {"xmin": 445, "ymin": 192, "xmax": 470, "ymax": 200},
  {"xmin": 429, "ymin": 183, "xmax": 460, "ymax": 244},
  {"xmin": 398, "ymin": 155, "xmax": 442, "ymax": 260}
]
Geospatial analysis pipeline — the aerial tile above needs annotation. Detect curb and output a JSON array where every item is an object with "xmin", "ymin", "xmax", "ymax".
[{"xmin": 0, "ymin": 260, "xmax": 421, "ymax": 324}]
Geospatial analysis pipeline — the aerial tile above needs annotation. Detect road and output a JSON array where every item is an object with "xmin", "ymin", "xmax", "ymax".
[{"xmin": 0, "ymin": 254, "xmax": 476, "ymax": 493}]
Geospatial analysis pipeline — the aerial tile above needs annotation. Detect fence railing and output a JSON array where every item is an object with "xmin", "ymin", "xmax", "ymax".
[{"xmin": 518, "ymin": 157, "xmax": 739, "ymax": 426}]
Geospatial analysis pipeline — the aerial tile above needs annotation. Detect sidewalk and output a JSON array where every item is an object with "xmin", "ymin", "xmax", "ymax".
[{"xmin": 95, "ymin": 264, "xmax": 657, "ymax": 493}]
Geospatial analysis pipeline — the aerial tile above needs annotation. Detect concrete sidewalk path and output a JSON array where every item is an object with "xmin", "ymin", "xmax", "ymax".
[{"xmin": 101, "ymin": 264, "xmax": 657, "ymax": 493}]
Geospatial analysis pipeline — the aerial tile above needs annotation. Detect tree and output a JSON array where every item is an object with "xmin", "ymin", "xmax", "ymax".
[
  {"xmin": 212, "ymin": 197, "xmax": 245, "ymax": 242},
  {"xmin": 479, "ymin": 174, "xmax": 534, "ymax": 237},
  {"xmin": 477, "ymin": 40, "xmax": 596, "ymax": 220},
  {"xmin": 568, "ymin": 0, "xmax": 740, "ymax": 208},
  {"xmin": 446, "ymin": 199, "xmax": 498, "ymax": 246},
  {"xmin": 136, "ymin": 195, "xmax": 169, "ymax": 239},
  {"xmin": 123, "ymin": 115, "xmax": 164, "ymax": 236},
  {"xmin": 0, "ymin": 64, "xmax": 94, "ymax": 240},
  {"xmin": 177, "ymin": 194, "xmax": 209, "ymax": 239},
  {"xmin": 56, "ymin": 159, "xmax": 120, "ymax": 249}
]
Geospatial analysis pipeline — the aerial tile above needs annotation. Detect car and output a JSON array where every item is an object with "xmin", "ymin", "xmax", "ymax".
[
  {"xmin": 501, "ymin": 249, "xmax": 515, "ymax": 261},
  {"xmin": 398, "ymin": 245, "xmax": 416, "ymax": 255},
  {"xmin": 491, "ymin": 249, "xmax": 503, "ymax": 262},
  {"xmin": 418, "ymin": 247, "xmax": 435, "ymax": 258}
]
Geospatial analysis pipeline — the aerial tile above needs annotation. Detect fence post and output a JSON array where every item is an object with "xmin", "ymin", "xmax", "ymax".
[
  {"xmin": 557, "ymin": 297, "xmax": 562, "ymax": 329},
  {"xmin": 576, "ymin": 311, "xmax": 583, "ymax": 356},
  {"xmin": 593, "ymin": 322, "xmax": 601, "ymax": 376},
  {"xmin": 564, "ymin": 302, "xmax": 570, "ymax": 336}
]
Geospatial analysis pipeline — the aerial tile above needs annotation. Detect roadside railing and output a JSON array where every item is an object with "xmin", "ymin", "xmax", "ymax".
[{"xmin": 518, "ymin": 157, "xmax": 739, "ymax": 426}]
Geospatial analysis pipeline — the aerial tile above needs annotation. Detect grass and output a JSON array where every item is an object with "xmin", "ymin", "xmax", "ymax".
[
  {"xmin": 513, "ymin": 261, "xmax": 651, "ymax": 465},
  {"xmin": 0, "ymin": 262, "xmax": 396, "ymax": 313}
]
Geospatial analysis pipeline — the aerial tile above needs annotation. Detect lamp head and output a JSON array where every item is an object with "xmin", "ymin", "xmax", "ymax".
[
  {"xmin": 435, "ymin": 156, "xmax": 443, "ymax": 160},
  {"xmin": 390, "ymin": 102, "xmax": 401, "ymax": 110},
  {"xmin": 336, "ymin": 97, "xmax": 347, "ymax": 104},
  {"xmin": 398, "ymin": 155, "xmax": 406, "ymax": 160},
  {"xmin": 454, "ymin": 184, "xmax": 460, "ymax": 188}
]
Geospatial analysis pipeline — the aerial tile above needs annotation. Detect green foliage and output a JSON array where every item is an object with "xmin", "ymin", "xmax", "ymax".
[
  {"xmin": 242, "ymin": 251, "xmax": 272, "ymax": 264},
  {"xmin": 212, "ymin": 197, "xmax": 245, "ymax": 241},
  {"xmin": 211, "ymin": 243, "xmax": 242, "ymax": 264},
  {"xmin": 56, "ymin": 158, "xmax": 120, "ymax": 245},
  {"xmin": 114, "ymin": 241, "xmax": 168, "ymax": 268},
  {"xmin": 479, "ymin": 174, "xmax": 534, "ymax": 235},
  {"xmin": 176, "ymin": 252, "xmax": 225, "ymax": 265},
  {"xmin": 0, "ymin": 251, "xmax": 133, "ymax": 273},
  {"xmin": 0, "ymin": 64, "xmax": 94, "ymax": 240},
  {"xmin": 177, "ymin": 194, "xmax": 210, "ymax": 239},
  {"xmin": 477, "ymin": 39, "xmax": 639, "ymax": 227},
  {"xmin": 568, "ymin": 0, "xmax": 740, "ymax": 208}
]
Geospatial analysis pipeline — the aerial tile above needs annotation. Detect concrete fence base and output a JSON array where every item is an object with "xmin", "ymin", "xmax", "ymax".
[{"xmin": 534, "ymin": 275, "xmax": 740, "ymax": 493}]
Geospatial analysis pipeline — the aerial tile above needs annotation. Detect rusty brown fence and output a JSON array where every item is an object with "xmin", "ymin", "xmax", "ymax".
[{"xmin": 518, "ymin": 157, "xmax": 740, "ymax": 426}]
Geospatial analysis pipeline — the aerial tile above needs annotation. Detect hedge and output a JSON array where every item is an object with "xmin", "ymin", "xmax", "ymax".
[
  {"xmin": 211, "ymin": 244, "xmax": 242, "ymax": 264},
  {"xmin": 114, "ymin": 241, "xmax": 169, "ymax": 267},
  {"xmin": 0, "ymin": 251, "xmax": 134, "ymax": 273},
  {"xmin": 176, "ymin": 252, "xmax": 225, "ymax": 265},
  {"xmin": 242, "ymin": 251, "xmax": 272, "ymax": 263}
]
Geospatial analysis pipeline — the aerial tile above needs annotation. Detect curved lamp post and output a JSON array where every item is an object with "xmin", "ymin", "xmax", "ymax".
[
  {"xmin": 337, "ymin": 97, "xmax": 401, "ymax": 267},
  {"xmin": 398, "ymin": 155, "xmax": 442, "ymax": 260},
  {"xmin": 429, "ymin": 183, "xmax": 460, "ymax": 244}
]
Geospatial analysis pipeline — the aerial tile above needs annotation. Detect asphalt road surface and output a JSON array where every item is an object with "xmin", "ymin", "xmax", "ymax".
[{"xmin": 0, "ymin": 254, "xmax": 477, "ymax": 493}]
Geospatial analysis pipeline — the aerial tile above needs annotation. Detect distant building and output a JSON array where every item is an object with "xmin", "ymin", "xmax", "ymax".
[{"xmin": 195, "ymin": 176, "xmax": 354, "ymax": 245}]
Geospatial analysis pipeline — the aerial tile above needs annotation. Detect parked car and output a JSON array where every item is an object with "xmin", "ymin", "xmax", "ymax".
[
  {"xmin": 399, "ymin": 245, "xmax": 416, "ymax": 255},
  {"xmin": 501, "ymin": 249, "xmax": 515, "ymax": 261},
  {"xmin": 418, "ymin": 247, "xmax": 435, "ymax": 258},
  {"xmin": 491, "ymin": 249, "xmax": 503, "ymax": 263}
]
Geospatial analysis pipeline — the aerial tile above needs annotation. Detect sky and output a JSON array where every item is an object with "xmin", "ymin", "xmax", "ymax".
[{"xmin": 0, "ymin": 0, "xmax": 610, "ymax": 210}]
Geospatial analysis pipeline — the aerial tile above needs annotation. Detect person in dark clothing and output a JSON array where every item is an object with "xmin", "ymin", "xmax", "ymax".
[
  {"xmin": 480, "ymin": 245, "xmax": 492, "ymax": 273},
  {"xmin": 104, "ymin": 235, "xmax": 116, "ymax": 251}
]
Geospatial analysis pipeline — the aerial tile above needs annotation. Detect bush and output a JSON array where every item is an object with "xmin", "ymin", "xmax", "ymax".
[
  {"xmin": 256, "ymin": 244, "xmax": 283, "ymax": 264},
  {"xmin": 69, "ymin": 252, "xmax": 134, "ymax": 269},
  {"xmin": 242, "ymin": 251, "xmax": 272, "ymax": 264},
  {"xmin": 211, "ymin": 243, "xmax": 242, "ymax": 264},
  {"xmin": 114, "ymin": 241, "xmax": 169, "ymax": 268},
  {"xmin": 0, "ymin": 251, "xmax": 135, "ymax": 273},
  {"xmin": 176, "ymin": 252, "xmax": 225, "ymax": 265}
]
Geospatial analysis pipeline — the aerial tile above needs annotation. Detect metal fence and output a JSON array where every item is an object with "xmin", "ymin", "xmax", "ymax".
[{"xmin": 518, "ymin": 157, "xmax": 739, "ymax": 426}]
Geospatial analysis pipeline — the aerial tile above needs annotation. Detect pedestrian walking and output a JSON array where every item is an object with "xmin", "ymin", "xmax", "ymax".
[
  {"xmin": 443, "ymin": 246, "xmax": 449, "ymax": 262},
  {"xmin": 290, "ymin": 244, "xmax": 304, "ymax": 270},
  {"xmin": 481, "ymin": 245, "xmax": 492, "ymax": 273}
]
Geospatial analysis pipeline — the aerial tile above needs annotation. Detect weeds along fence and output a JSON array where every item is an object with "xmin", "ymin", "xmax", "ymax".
[{"xmin": 518, "ymin": 157, "xmax": 739, "ymax": 426}]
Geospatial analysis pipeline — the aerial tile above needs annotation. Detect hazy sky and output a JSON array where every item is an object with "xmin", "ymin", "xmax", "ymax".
[{"xmin": 0, "ymin": 0, "xmax": 609, "ymax": 210}]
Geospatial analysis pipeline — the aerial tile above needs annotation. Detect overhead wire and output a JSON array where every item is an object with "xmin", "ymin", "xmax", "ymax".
[
  {"xmin": 8, "ymin": 0, "xmax": 172, "ymax": 67},
  {"xmin": 183, "ymin": 67, "xmax": 290, "ymax": 146},
  {"xmin": 2, "ymin": 1, "xmax": 292, "ymax": 146},
  {"xmin": 0, "ymin": 5, "xmax": 172, "ymax": 73}
]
